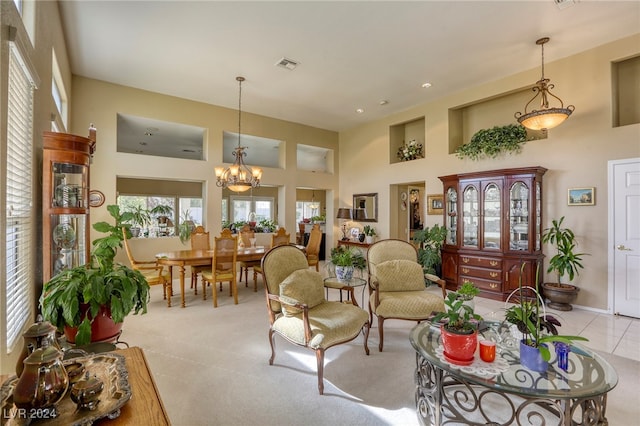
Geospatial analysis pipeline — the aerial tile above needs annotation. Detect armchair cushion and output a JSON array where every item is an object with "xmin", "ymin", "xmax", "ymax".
[
  {"xmin": 369, "ymin": 291, "xmax": 444, "ymax": 319},
  {"xmin": 375, "ymin": 260, "xmax": 425, "ymax": 292},
  {"xmin": 279, "ymin": 269, "xmax": 325, "ymax": 317}
]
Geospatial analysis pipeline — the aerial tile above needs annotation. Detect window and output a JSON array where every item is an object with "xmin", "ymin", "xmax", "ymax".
[
  {"xmin": 4, "ymin": 42, "xmax": 35, "ymax": 350},
  {"xmin": 51, "ymin": 49, "xmax": 68, "ymax": 130},
  {"xmin": 229, "ymin": 196, "xmax": 274, "ymax": 223},
  {"xmin": 296, "ymin": 201, "xmax": 320, "ymax": 222},
  {"xmin": 117, "ymin": 195, "xmax": 203, "ymax": 237}
]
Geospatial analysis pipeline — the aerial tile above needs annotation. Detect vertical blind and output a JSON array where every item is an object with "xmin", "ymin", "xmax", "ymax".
[{"xmin": 5, "ymin": 42, "xmax": 35, "ymax": 350}]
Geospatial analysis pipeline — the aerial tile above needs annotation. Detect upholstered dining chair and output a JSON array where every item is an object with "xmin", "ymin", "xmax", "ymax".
[
  {"xmin": 122, "ymin": 227, "xmax": 172, "ymax": 306},
  {"xmin": 261, "ymin": 244, "xmax": 370, "ymax": 395},
  {"xmin": 367, "ymin": 239, "xmax": 445, "ymax": 351},
  {"xmin": 238, "ymin": 224, "xmax": 261, "ymax": 291},
  {"xmin": 190, "ymin": 225, "xmax": 211, "ymax": 294},
  {"xmin": 201, "ymin": 229, "xmax": 238, "ymax": 307},
  {"xmin": 305, "ymin": 223, "xmax": 322, "ymax": 271}
]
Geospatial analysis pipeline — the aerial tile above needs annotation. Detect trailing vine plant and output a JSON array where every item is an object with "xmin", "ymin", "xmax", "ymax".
[{"xmin": 455, "ymin": 124, "xmax": 528, "ymax": 161}]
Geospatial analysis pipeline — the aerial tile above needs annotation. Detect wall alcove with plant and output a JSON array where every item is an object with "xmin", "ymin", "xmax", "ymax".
[{"xmin": 455, "ymin": 124, "xmax": 534, "ymax": 161}]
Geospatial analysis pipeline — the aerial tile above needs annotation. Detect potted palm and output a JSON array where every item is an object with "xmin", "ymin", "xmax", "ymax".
[
  {"xmin": 178, "ymin": 209, "xmax": 196, "ymax": 243},
  {"xmin": 541, "ymin": 216, "xmax": 588, "ymax": 311},
  {"xmin": 413, "ymin": 224, "xmax": 447, "ymax": 279},
  {"xmin": 329, "ymin": 246, "xmax": 366, "ymax": 282},
  {"xmin": 432, "ymin": 292, "xmax": 483, "ymax": 365},
  {"xmin": 40, "ymin": 205, "xmax": 150, "ymax": 346},
  {"xmin": 127, "ymin": 205, "xmax": 150, "ymax": 237}
]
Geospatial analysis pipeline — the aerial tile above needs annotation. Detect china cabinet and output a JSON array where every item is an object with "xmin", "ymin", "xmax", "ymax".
[
  {"xmin": 439, "ymin": 167, "xmax": 546, "ymax": 300},
  {"xmin": 43, "ymin": 128, "xmax": 96, "ymax": 283}
]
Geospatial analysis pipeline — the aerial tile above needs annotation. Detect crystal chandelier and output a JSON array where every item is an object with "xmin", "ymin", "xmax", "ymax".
[
  {"xmin": 215, "ymin": 76, "xmax": 262, "ymax": 192},
  {"xmin": 515, "ymin": 37, "xmax": 575, "ymax": 131}
]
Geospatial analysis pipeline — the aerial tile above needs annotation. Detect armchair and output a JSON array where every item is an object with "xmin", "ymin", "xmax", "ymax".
[
  {"xmin": 367, "ymin": 239, "xmax": 445, "ymax": 351},
  {"xmin": 261, "ymin": 245, "xmax": 370, "ymax": 394}
]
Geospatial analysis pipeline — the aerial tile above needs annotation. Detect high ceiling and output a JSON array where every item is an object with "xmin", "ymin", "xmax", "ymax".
[{"xmin": 59, "ymin": 1, "xmax": 640, "ymax": 133}]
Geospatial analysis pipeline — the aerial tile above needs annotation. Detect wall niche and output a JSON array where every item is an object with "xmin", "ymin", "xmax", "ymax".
[
  {"xmin": 612, "ymin": 55, "xmax": 640, "ymax": 127},
  {"xmin": 390, "ymin": 117, "xmax": 425, "ymax": 164}
]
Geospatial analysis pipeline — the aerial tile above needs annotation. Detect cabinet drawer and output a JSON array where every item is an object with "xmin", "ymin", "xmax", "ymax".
[
  {"xmin": 459, "ymin": 255, "xmax": 502, "ymax": 269},
  {"xmin": 459, "ymin": 266, "xmax": 502, "ymax": 281},
  {"xmin": 459, "ymin": 275, "xmax": 502, "ymax": 292}
]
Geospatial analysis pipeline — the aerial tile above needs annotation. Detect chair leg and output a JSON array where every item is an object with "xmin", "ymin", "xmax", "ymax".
[
  {"xmin": 378, "ymin": 316, "xmax": 385, "ymax": 352},
  {"xmin": 192, "ymin": 272, "xmax": 198, "ymax": 295},
  {"xmin": 212, "ymin": 282, "xmax": 219, "ymax": 308},
  {"xmin": 202, "ymin": 279, "xmax": 207, "ymax": 300},
  {"xmin": 315, "ymin": 348, "xmax": 325, "ymax": 395},
  {"xmin": 268, "ymin": 329, "xmax": 276, "ymax": 365},
  {"xmin": 315, "ymin": 263, "xmax": 319, "ymax": 272},
  {"xmin": 253, "ymin": 270, "xmax": 258, "ymax": 292},
  {"xmin": 239, "ymin": 266, "xmax": 244, "ymax": 283},
  {"xmin": 232, "ymin": 281, "xmax": 238, "ymax": 305},
  {"xmin": 244, "ymin": 267, "xmax": 249, "ymax": 287},
  {"xmin": 362, "ymin": 321, "xmax": 370, "ymax": 356}
]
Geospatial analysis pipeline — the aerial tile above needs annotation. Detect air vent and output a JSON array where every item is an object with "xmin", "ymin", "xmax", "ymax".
[
  {"xmin": 554, "ymin": 0, "xmax": 575, "ymax": 9},
  {"xmin": 275, "ymin": 57, "xmax": 299, "ymax": 70}
]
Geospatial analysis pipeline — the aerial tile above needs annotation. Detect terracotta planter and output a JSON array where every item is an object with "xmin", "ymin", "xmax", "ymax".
[
  {"xmin": 64, "ymin": 305, "xmax": 122, "ymax": 344},
  {"xmin": 440, "ymin": 325, "xmax": 477, "ymax": 365},
  {"xmin": 519, "ymin": 340, "xmax": 548, "ymax": 372},
  {"xmin": 542, "ymin": 282, "xmax": 579, "ymax": 311}
]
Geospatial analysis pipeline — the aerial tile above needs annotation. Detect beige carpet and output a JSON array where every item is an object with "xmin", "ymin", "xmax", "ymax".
[{"xmin": 120, "ymin": 278, "xmax": 639, "ymax": 426}]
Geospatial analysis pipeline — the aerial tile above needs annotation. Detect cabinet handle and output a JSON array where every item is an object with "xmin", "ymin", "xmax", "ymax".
[
  {"xmin": 462, "ymin": 257, "xmax": 470, "ymax": 263},
  {"xmin": 505, "ymin": 272, "xmax": 509, "ymax": 282},
  {"xmin": 490, "ymin": 272, "xmax": 498, "ymax": 278},
  {"xmin": 462, "ymin": 268, "xmax": 469, "ymax": 274},
  {"xmin": 489, "ymin": 283, "xmax": 498, "ymax": 289},
  {"xmin": 490, "ymin": 261, "xmax": 498, "ymax": 267}
]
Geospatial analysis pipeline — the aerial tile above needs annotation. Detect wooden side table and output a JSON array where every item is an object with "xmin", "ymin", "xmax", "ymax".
[{"xmin": 337, "ymin": 240, "xmax": 372, "ymax": 249}]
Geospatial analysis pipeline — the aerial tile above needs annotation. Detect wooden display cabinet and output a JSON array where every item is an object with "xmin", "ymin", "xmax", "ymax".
[
  {"xmin": 439, "ymin": 166, "xmax": 546, "ymax": 301},
  {"xmin": 42, "ymin": 128, "xmax": 96, "ymax": 283}
]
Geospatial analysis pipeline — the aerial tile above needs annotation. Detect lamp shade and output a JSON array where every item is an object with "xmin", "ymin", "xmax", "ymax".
[{"xmin": 336, "ymin": 208, "xmax": 352, "ymax": 220}]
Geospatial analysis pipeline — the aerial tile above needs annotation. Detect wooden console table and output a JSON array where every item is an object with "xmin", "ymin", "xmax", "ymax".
[{"xmin": 337, "ymin": 240, "xmax": 372, "ymax": 249}]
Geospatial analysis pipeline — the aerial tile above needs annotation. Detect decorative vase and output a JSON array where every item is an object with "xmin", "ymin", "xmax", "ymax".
[
  {"xmin": 335, "ymin": 265, "xmax": 354, "ymax": 282},
  {"xmin": 519, "ymin": 340, "xmax": 548, "ymax": 372},
  {"xmin": 64, "ymin": 305, "xmax": 123, "ymax": 344},
  {"xmin": 358, "ymin": 233, "xmax": 365, "ymax": 242},
  {"xmin": 440, "ymin": 325, "xmax": 478, "ymax": 365},
  {"xmin": 365, "ymin": 235, "xmax": 374, "ymax": 244}
]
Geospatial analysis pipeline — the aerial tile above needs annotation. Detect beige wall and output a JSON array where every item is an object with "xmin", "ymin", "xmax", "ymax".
[{"xmin": 338, "ymin": 34, "xmax": 640, "ymax": 312}]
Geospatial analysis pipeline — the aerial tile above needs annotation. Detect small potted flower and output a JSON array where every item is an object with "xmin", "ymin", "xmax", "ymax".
[
  {"xmin": 363, "ymin": 225, "xmax": 377, "ymax": 244},
  {"xmin": 397, "ymin": 139, "xmax": 424, "ymax": 161}
]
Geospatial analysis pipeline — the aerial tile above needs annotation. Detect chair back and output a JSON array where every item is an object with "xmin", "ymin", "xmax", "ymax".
[
  {"xmin": 271, "ymin": 227, "xmax": 290, "ymax": 247},
  {"xmin": 239, "ymin": 224, "xmax": 255, "ymax": 247},
  {"xmin": 190, "ymin": 225, "xmax": 210, "ymax": 250},
  {"xmin": 261, "ymin": 245, "xmax": 309, "ymax": 314},
  {"xmin": 305, "ymin": 224, "xmax": 322, "ymax": 257},
  {"xmin": 122, "ymin": 227, "xmax": 140, "ymax": 266},
  {"xmin": 214, "ymin": 229, "xmax": 237, "ymax": 275},
  {"xmin": 367, "ymin": 239, "xmax": 418, "ymax": 278}
]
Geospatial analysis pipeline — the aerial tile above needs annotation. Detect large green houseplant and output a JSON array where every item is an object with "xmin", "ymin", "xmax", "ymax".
[
  {"xmin": 412, "ymin": 224, "xmax": 447, "ymax": 281},
  {"xmin": 40, "ymin": 205, "xmax": 150, "ymax": 346},
  {"xmin": 541, "ymin": 216, "xmax": 588, "ymax": 311}
]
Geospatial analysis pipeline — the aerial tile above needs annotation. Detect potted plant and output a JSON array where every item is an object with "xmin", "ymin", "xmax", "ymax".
[
  {"xmin": 504, "ymin": 263, "xmax": 587, "ymax": 372},
  {"xmin": 413, "ymin": 224, "xmax": 447, "ymax": 279},
  {"xmin": 126, "ymin": 205, "xmax": 151, "ymax": 237},
  {"xmin": 329, "ymin": 246, "xmax": 366, "ymax": 282},
  {"xmin": 150, "ymin": 204, "xmax": 173, "ymax": 224},
  {"xmin": 541, "ymin": 216, "xmax": 588, "ymax": 311},
  {"xmin": 452, "ymin": 280, "xmax": 480, "ymax": 312},
  {"xmin": 258, "ymin": 218, "xmax": 277, "ymax": 233},
  {"xmin": 178, "ymin": 209, "xmax": 196, "ymax": 243},
  {"xmin": 40, "ymin": 205, "xmax": 150, "ymax": 346},
  {"xmin": 363, "ymin": 225, "xmax": 377, "ymax": 244},
  {"xmin": 432, "ymin": 292, "xmax": 483, "ymax": 364},
  {"xmin": 455, "ymin": 124, "xmax": 529, "ymax": 161}
]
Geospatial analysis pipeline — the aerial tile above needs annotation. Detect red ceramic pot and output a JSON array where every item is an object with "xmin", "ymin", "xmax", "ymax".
[
  {"xmin": 440, "ymin": 325, "xmax": 478, "ymax": 365},
  {"xmin": 64, "ymin": 305, "xmax": 122, "ymax": 344}
]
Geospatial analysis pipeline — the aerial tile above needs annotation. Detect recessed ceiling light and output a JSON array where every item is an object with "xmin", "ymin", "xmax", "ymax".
[
  {"xmin": 139, "ymin": 141, "xmax": 147, "ymax": 146},
  {"xmin": 356, "ymin": 108, "xmax": 365, "ymax": 114},
  {"xmin": 422, "ymin": 82, "xmax": 432, "ymax": 88},
  {"xmin": 379, "ymin": 100, "xmax": 389, "ymax": 106}
]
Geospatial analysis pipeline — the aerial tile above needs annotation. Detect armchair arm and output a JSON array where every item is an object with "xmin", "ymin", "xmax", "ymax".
[
  {"xmin": 425, "ymin": 273, "xmax": 447, "ymax": 298},
  {"xmin": 271, "ymin": 294, "xmax": 313, "ymax": 345},
  {"xmin": 135, "ymin": 264, "xmax": 165, "ymax": 277},
  {"xmin": 368, "ymin": 275, "xmax": 381, "ymax": 307}
]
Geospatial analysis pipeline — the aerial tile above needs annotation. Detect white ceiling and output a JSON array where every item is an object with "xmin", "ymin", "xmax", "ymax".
[{"xmin": 59, "ymin": 0, "xmax": 640, "ymax": 136}]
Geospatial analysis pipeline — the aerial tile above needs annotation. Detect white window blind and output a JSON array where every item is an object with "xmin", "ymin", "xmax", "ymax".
[{"xmin": 5, "ymin": 42, "xmax": 35, "ymax": 351}]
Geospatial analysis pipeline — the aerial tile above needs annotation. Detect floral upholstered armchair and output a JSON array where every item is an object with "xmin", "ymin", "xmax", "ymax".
[
  {"xmin": 261, "ymin": 244, "xmax": 370, "ymax": 395},
  {"xmin": 367, "ymin": 239, "xmax": 445, "ymax": 352}
]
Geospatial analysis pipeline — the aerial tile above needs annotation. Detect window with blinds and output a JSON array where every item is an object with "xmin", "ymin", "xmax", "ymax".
[{"xmin": 5, "ymin": 42, "xmax": 35, "ymax": 351}]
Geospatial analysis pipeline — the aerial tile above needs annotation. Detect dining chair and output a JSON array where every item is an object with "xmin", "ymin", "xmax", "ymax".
[
  {"xmin": 367, "ymin": 239, "xmax": 445, "ymax": 351},
  {"xmin": 122, "ymin": 227, "xmax": 172, "ymax": 306},
  {"xmin": 261, "ymin": 244, "xmax": 370, "ymax": 395},
  {"xmin": 305, "ymin": 223, "xmax": 322, "ymax": 271},
  {"xmin": 238, "ymin": 224, "xmax": 261, "ymax": 291},
  {"xmin": 190, "ymin": 225, "xmax": 211, "ymax": 294},
  {"xmin": 271, "ymin": 227, "xmax": 290, "ymax": 247},
  {"xmin": 201, "ymin": 229, "xmax": 238, "ymax": 307}
]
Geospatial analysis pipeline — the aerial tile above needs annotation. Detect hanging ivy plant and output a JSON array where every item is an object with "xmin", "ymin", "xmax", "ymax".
[{"xmin": 455, "ymin": 124, "xmax": 528, "ymax": 161}]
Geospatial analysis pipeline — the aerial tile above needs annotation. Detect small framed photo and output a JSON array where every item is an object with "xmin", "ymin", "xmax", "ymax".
[
  {"xmin": 88, "ymin": 190, "xmax": 105, "ymax": 207},
  {"xmin": 568, "ymin": 187, "xmax": 595, "ymax": 206},
  {"xmin": 427, "ymin": 194, "xmax": 444, "ymax": 215}
]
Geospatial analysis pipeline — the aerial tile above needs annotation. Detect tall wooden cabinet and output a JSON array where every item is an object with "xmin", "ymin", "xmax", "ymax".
[
  {"xmin": 43, "ymin": 129, "xmax": 96, "ymax": 283},
  {"xmin": 439, "ymin": 167, "xmax": 547, "ymax": 301}
]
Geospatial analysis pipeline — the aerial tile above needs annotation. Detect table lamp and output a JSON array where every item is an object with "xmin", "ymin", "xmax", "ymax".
[{"xmin": 336, "ymin": 208, "xmax": 352, "ymax": 241}]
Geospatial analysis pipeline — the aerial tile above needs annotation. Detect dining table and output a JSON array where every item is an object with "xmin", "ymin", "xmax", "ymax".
[{"xmin": 155, "ymin": 246, "xmax": 270, "ymax": 308}]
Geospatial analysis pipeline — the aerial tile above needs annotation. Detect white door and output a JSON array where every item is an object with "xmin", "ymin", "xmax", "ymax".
[{"xmin": 610, "ymin": 158, "xmax": 640, "ymax": 318}]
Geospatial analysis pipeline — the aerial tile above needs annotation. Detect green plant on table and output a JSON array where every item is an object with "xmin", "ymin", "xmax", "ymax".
[
  {"xmin": 363, "ymin": 225, "xmax": 377, "ymax": 237},
  {"xmin": 432, "ymin": 292, "xmax": 483, "ymax": 335},
  {"xmin": 329, "ymin": 246, "xmax": 366, "ymax": 270}
]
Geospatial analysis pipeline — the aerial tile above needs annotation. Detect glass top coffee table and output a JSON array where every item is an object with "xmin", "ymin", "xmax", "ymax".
[
  {"xmin": 410, "ymin": 320, "xmax": 618, "ymax": 425},
  {"xmin": 323, "ymin": 277, "xmax": 367, "ymax": 308}
]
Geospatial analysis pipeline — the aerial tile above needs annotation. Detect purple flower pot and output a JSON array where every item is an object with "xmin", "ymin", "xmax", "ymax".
[{"xmin": 519, "ymin": 340, "xmax": 548, "ymax": 372}]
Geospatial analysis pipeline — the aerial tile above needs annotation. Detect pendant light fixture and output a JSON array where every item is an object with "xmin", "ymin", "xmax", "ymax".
[
  {"xmin": 215, "ymin": 76, "xmax": 262, "ymax": 192},
  {"xmin": 309, "ymin": 191, "xmax": 319, "ymax": 211},
  {"xmin": 514, "ymin": 37, "xmax": 575, "ymax": 131}
]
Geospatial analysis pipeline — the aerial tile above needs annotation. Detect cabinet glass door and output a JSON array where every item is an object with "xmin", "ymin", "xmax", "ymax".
[
  {"xmin": 509, "ymin": 181, "xmax": 530, "ymax": 251},
  {"xmin": 483, "ymin": 183, "xmax": 501, "ymax": 249},
  {"xmin": 535, "ymin": 182, "xmax": 541, "ymax": 251},
  {"xmin": 462, "ymin": 185, "xmax": 478, "ymax": 247},
  {"xmin": 445, "ymin": 187, "xmax": 457, "ymax": 245},
  {"xmin": 52, "ymin": 162, "xmax": 88, "ymax": 208},
  {"xmin": 50, "ymin": 214, "xmax": 87, "ymax": 277}
]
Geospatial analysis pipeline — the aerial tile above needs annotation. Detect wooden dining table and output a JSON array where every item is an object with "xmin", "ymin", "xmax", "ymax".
[{"xmin": 155, "ymin": 246, "xmax": 270, "ymax": 308}]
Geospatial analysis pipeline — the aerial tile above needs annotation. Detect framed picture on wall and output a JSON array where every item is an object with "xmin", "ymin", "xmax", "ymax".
[
  {"xmin": 427, "ymin": 194, "xmax": 444, "ymax": 215},
  {"xmin": 568, "ymin": 187, "xmax": 595, "ymax": 206}
]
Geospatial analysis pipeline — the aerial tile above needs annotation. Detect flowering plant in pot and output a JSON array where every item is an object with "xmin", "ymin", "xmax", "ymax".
[
  {"xmin": 432, "ymin": 292, "xmax": 483, "ymax": 364},
  {"xmin": 40, "ymin": 205, "xmax": 150, "ymax": 346}
]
